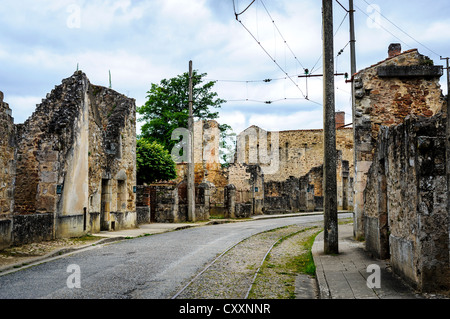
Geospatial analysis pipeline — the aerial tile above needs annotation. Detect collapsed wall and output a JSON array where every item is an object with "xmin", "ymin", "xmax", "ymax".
[
  {"xmin": 14, "ymin": 73, "xmax": 91, "ymax": 243},
  {"xmin": 87, "ymin": 81, "xmax": 137, "ymax": 233},
  {"xmin": 0, "ymin": 71, "xmax": 137, "ymax": 248},
  {"xmin": 364, "ymin": 114, "xmax": 449, "ymax": 292},
  {"xmin": 0, "ymin": 92, "xmax": 15, "ymax": 249},
  {"xmin": 353, "ymin": 45, "xmax": 445, "ymax": 239}
]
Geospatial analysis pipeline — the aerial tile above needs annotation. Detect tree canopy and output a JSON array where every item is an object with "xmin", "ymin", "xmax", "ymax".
[
  {"xmin": 136, "ymin": 138, "xmax": 177, "ymax": 184},
  {"xmin": 137, "ymin": 70, "xmax": 228, "ymax": 152}
]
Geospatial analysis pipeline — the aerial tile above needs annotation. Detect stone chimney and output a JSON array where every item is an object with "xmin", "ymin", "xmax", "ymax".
[
  {"xmin": 388, "ymin": 43, "xmax": 402, "ymax": 58},
  {"xmin": 335, "ymin": 111, "xmax": 345, "ymax": 129}
]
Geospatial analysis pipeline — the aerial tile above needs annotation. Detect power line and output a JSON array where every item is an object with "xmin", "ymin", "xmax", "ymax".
[
  {"xmin": 233, "ymin": 0, "xmax": 257, "ymax": 19},
  {"xmin": 359, "ymin": 0, "xmax": 441, "ymax": 58},
  {"xmin": 226, "ymin": 97, "xmax": 322, "ymax": 105},
  {"xmin": 353, "ymin": 2, "xmax": 409, "ymax": 49},
  {"xmin": 236, "ymin": 16, "xmax": 309, "ymax": 100},
  {"xmin": 207, "ymin": 76, "xmax": 288, "ymax": 83},
  {"xmin": 310, "ymin": 10, "xmax": 349, "ymax": 75},
  {"xmin": 233, "ymin": 0, "xmax": 325, "ymax": 103},
  {"xmin": 259, "ymin": 0, "xmax": 307, "ymax": 70}
]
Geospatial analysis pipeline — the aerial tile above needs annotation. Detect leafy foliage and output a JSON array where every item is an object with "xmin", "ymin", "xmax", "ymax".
[
  {"xmin": 136, "ymin": 138, "xmax": 177, "ymax": 184},
  {"xmin": 137, "ymin": 70, "xmax": 227, "ymax": 152}
]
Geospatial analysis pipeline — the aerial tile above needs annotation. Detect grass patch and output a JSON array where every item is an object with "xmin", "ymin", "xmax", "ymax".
[
  {"xmin": 71, "ymin": 234, "xmax": 104, "ymax": 243},
  {"xmin": 209, "ymin": 215, "xmax": 226, "ymax": 219},
  {"xmin": 248, "ymin": 226, "xmax": 322, "ymax": 299},
  {"xmin": 288, "ymin": 231, "xmax": 320, "ymax": 277},
  {"xmin": 338, "ymin": 218, "xmax": 354, "ymax": 225}
]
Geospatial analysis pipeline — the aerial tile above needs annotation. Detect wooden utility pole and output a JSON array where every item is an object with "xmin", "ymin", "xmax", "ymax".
[
  {"xmin": 322, "ymin": 0, "xmax": 339, "ymax": 254},
  {"xmin": 188, "ymin": 61, "xmax": 196, "ymax": 222}
]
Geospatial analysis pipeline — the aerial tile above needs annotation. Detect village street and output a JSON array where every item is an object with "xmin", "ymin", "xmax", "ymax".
[{"xmin": 0, "ymin": 214, "xmax": 353, "ymax": 299}]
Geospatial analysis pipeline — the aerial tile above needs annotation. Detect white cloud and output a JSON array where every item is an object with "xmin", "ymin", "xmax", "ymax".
[
  {"xmin": 0, "ymin": 0, "xmax": 449, "ymax": 133},
  {"xmin": 249, "ymin": 109, "xmax": 323, "ymax": 132},
  {"xmin": 78, "ymin": 0, "xmax": 146, "ymax": 31},
  {"xmin": 218, "ymin": 110, "xmax": 247, "ymax": 134},
  {"xmin": 6, "ymin": 95, "xmax": 42, "ymax": 124}
]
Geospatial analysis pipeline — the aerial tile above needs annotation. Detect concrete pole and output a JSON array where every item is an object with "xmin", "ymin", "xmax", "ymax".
[
  {"xmin": 349, "ymin": 0, "xmax": 357, "ymax": 79},
  {"xmin": 188, "ymin": 61, "xmax": 196, "ymax": 222},
  {"xmin": 322, "ymin": 0, "xmax": 339, "ymax": 254},
  {"xmin": 349, "ymin": 0, "xmax": 358, "ymax": 237},
  {"xmin": 441, "ymin": 56, "xmax": 450, "ymax": 264},
  {"xmin": 445, "ymin": 58, "xmax": 450, "ymax": 267}
]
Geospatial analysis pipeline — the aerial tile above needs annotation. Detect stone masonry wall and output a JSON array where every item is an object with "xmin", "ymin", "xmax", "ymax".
[
  {"xmin": 364, "ymin": 114, "xmax": 449, "ymax": 292},
  {"xmin": 353, "ymin": 47, "xmax": 445, "ymax": 239},
  {"xmin": 0, "ymin": 71, "xmax": 137, "ymax": 248},
  {"xmin": 0, "ymin": 91, "xmax": 15, "ymax": 249},
  {"xmin": 87, "ymin": 82, "xmax": 137, "ymax": 232},
  {"xmin": 237, "ymin": 125, "xmax": 354, "ymax": 184},
  {"xmin": 13, "ymin": 73, "xmax": 90, "ymax": 242}
]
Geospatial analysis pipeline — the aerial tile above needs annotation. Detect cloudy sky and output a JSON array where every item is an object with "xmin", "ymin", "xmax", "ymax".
[{"xmin": 1, "ymin": 0, "xmax": 449, "ymax": 135}]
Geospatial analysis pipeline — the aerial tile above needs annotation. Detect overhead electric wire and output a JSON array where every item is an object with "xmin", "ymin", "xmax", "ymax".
[
  {"xmin": 359, "ymin": 0, "xmax": 441, "ymax": 58},
  {"xmin": 310, "ymin": 10, "xmax": 349, "ymax": 75},
  {"xmin": 233, "ymin": 0, "xmax": 323, "ymax": 105},
  {"xmin": 259, "ymin": 0, "xmax": 307, "ymax": 70},
  {"xmin": 233, "ymin": 0, "xmax": 257, "ymax": 18},
  {"xmin": 226, "ymin": 97, "xmax": 313, "ymax": 104},
  {"xmin": 335, "ymin": 0, "xmax": 349, "ymax": 12},
  {"xmin": 353, "ymin": 1, "xmax": 409, "ymax": 50},
  {"xmin": 236, "ymin": 18, "xmax": 309, "ymax": 100},
  {"xmin": 207, "ymin": 76, "xmax": 288, "ymax": 83}
]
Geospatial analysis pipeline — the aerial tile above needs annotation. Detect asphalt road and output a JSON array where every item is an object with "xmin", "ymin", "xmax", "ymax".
[{"xmin": 0, "ymin": 214, "xmax": 352, "ymax": 299}]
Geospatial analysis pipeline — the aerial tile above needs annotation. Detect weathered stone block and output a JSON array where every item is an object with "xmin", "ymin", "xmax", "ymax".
[
  {"xmin": 378, "ymin": 65, "xmax": 443, "ymax": 78},
  {"xmin": 13, "ymin": 213, "xmax": 53, "ymax": 245}
]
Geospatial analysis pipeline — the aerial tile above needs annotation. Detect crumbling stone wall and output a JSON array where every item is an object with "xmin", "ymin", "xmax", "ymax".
[
  {"xmin": 170, "ymin": 116, "xmax": 353, "ymax": 218},
  {"xmin": 0, "ymin": 71, "xmax": 137, "ymax": 248},
  {"xmin": 87, "ymin": 82, "xmax": 137, "ymax": 232},
  {"xmin": 228, "ymin": 163, "xmax": 264, "ymax": 216},
  {"xmin": 135, "ymin": 182, "xmax": 210, "ymax": 223},
  {"xmin": 237, "ymin": 125, "xmax": 354, "ymax": 184},
  {"xmin": 175, "ymin": 120, "xmax": 228, "ymax": 216},
  {"xmin": 235, "ymin": 119, "xmax": 354, "ymax": 213},
  {"xmin": 14, "ymin": 73, "xmax": 91, "ymax": 242},
  {"xmin": 0, "ymin": 92, "xmax": 15, "ymax": 249},
  {"xmin": 264, "ymin": 176, "xmax": 301, "ymax": 215},
  {"xmin": 353, "ymin": 46, "xmax": 445, "ymax": 239},
  {"xmin": 364, "ymin": 114, "xmax": 449, "ymax": 292}
]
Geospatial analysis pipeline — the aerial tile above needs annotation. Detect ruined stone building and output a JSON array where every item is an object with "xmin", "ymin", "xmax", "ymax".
[
  {"xmin": 355, "ymin": 44, "xmax": 449, "ymax": 292},
  {"xmin": 236, "ymin": 113, "xmax": 354, "ymax": 214},
  {"xmin": 353, "ymin": 44, "xmax": 445, "ymax": 240},
  {"xmin": 136, "ymin": 112, "xmax": 354, "ymax": 223},
  {"xmin": 0, "ymin": 71, "xmax": 137, "ymax": 249},
  {"xmin": 136, "ymin": 120, "xmax": 254, "ymax": 223}
]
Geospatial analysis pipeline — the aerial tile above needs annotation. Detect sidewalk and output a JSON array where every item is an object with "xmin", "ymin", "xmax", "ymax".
[{"xmin": 312, "ymin": 223, "xmax": 421, "ymax": 299}]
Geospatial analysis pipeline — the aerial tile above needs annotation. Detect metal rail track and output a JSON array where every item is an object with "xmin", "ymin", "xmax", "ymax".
[{"xmin": 171, "ymin": 227, "xmax": 310, "ymax": 299}]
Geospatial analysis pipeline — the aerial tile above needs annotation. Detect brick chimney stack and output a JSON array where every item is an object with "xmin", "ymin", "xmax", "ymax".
[
  {"xmin": 388, "ymin": 43, "xmax": 402, "ymax": 58},
  {"xmin": 335, "ymin": 111, "xmax": 345, "ymax": 129}
]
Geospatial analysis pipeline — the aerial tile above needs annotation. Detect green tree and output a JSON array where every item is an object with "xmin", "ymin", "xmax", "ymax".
[
  {"xmin": 137, "ymin": 70, "xmax": 228, "ymax": 152},
  {"xmin": 136, "ymin": 138, "xmax": 177, "ymax": 184}
]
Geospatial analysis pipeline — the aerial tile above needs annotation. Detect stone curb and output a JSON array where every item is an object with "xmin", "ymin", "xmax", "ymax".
[{"xmin": 0, "ymin": 236, "xmax": 127, "ymax": 275}]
